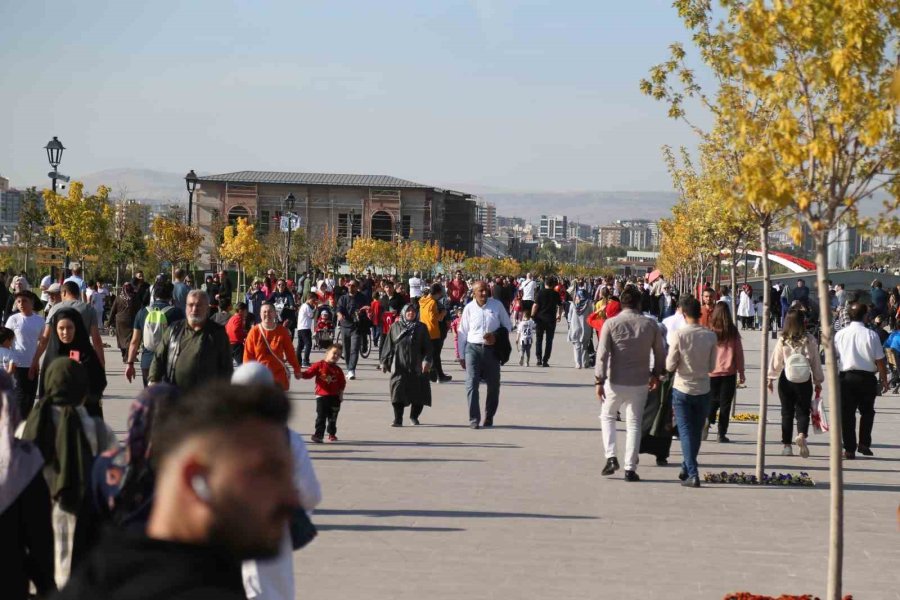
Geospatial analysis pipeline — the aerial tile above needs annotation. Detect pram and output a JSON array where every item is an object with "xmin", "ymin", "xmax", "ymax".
[
  {"xmin": 314, "ymin": 312, "xmax": 335, "ymax": 349},
  {"xmin": 886, "ymin": 348, "xmax": 900, "ymax": 394}
]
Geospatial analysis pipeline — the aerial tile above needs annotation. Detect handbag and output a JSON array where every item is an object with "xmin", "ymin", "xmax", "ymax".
[
  {"xmin": 289, "ymin": 507, "xmax": 318, "ymax": 550},
  {"xmin": 811, "ymin": 390, "xmax": 829, "ymax": 434}
]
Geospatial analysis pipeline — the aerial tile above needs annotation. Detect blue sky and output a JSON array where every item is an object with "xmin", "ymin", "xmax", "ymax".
[{"xmin": 2, "ymin": 0, "xmax": 705, "ymax": 192}]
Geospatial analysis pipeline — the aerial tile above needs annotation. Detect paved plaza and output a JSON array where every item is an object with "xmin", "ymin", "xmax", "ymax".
[{"xmin": 98, "ymin": 326, "xmax": 900, "ymax": 600}]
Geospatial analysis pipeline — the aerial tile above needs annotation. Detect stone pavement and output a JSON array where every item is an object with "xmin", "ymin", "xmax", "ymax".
[{"xmin": 98, "ymin": 325, "xmax": 900, "ymax": 600}]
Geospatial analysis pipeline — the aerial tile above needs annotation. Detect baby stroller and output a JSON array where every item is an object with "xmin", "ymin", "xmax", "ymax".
[
  {"xmin": 314, "ymin": 312, "xmax": 335, "ymax": 350},
  {"xmin": 885, "ymin": 348, "xmax": 900, "ymax": 394}
]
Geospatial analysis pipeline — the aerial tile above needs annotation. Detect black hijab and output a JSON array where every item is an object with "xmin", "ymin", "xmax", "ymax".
[{"xmin": 39, "ymin": 307, "xmax": 107, "ymax": 399}]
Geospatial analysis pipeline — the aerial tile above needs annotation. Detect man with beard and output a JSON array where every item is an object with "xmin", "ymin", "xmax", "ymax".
[
  {"xmin": 54, "ymin": 382, "xmax": 298, "ymax": 600},
  {"xmin": 149, "ymin": 290, "xmax": 233, "ymax": 390}
]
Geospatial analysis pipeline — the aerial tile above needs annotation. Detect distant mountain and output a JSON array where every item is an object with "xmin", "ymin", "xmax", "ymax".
[
  {"xmin": 479, "ymin": 190, "xmax": 680, "ymax": 225},
  {"xmin": 80, "ymin": 168, "xmax": 187, "ymax": 205}
]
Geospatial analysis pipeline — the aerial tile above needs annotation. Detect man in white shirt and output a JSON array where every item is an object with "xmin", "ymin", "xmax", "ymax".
[
  {"xmin": 408, "ymin": 271, "xmax": 424, "ymax": 305},
  {"xmin": 834, "ymin": 301, "xmax": 888, "ymax": 459},
  {"xmin": 296, "ymin": 293, "xmax": 316, "ymax": 368},
  {"xmin": 520, "ymin": 273, "xmax": 537, "ymax": 315},
  {"xmin": 456, "ymin": 280, "xmax": 513, "ymax": 429},
  {"xmin": 661, "ymin": 303, "xmax": 687, "ymax": 348},
  {"xmin": 5, "ymin": 291, "xmax": 45, "ymax": 417},
  {"xmin": 39, "ymin": 273, "xmax": 54, "ymax": 303},
  {"xmin": 63, "ymin": 263, "xmax": 88, "ymax": 301}
]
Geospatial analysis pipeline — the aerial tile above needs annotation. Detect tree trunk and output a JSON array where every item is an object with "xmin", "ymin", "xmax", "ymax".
[
  {"xmin": 754, "ymin": 220, "xmax": 771, "ymax": 478},
  {"xmin": 816, "ymin": 235, "xmax": 843, "ymax": 600},
  {"xmin": 730, "ymin": 245, "xmax": 738, "ymax": 325}
]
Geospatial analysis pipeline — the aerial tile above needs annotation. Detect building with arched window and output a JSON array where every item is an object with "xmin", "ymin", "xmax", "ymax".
[{"xmin": 194, "ymin": 170, "xmax": 477, "ymax": 269}]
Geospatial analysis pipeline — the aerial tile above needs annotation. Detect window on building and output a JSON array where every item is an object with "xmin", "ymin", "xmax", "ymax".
[
  {"xmin": 259, "ymin": 210, "xmax": 271, "ymax": 235},
  {"xmin": 401, "ymin": 215, "xmax": 412, "ymax": 239},
  {"xmin": 337, "ymin": 213, "xmax": 362, "ymax": 239}
]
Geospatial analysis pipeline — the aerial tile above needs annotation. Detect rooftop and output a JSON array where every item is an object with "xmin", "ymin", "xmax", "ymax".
[{"xmin": 198, "ymin": 170, "xmax": 469, "ymax": 195}]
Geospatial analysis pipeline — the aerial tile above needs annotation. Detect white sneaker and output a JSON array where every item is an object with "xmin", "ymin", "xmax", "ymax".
[
  {"xmin": 795, "ymin": 434, "xmax": 810, "ymax": 458},
  {"xmin": 348, "ymin": 370, "xmax": 356, "ymax": 380},
  {"xmin": 781, "ymin": 444, "xmax": 793, "ymax": 456}
]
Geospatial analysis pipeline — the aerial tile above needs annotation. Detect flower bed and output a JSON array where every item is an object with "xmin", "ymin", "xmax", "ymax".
[
  {"xmin": 724, "ymin": 594, "xmax": 852, "ymax": 600},
  {"xmin": 732, "ymin": 412, "xmax": 760, "ymax": 422},
  {"xmin": 703, "ymin": 471, "xmax": 815, "ymax": 486}
]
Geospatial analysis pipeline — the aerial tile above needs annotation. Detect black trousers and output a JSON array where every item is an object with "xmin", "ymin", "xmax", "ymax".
[
  {"xmin": 534, "ymin": 320, "xmax": 556, "ymax": 364},
  {"xmin": 296, "ymin": 329, "xmax": 312, "ymax": 365},
  {"xmin": 430, "ymin": 336, "xmax": 446, "ymax": 379},
  {"xmin": 231, "ymin": 343, "xmax": 244, "ymax": 366},
  {"xmin": 839, "ymin": 370, "xmax": 878, "ymax": 452},
  {"xmin": 393, "ymin": 402, "xmax": 423, "ymax": 424},
  {"xmin": 708, "ymin": 374, "xmax": 737, "ymax": 436},
  {"xmin": 315, "ymin": 395, "xmax": 341, "ymax": 437},
  {"xmin": 778, "ymin": 373, "xmax": 813, "ymax": 444},
  {"xmin": 14, "ymin": 367, "xmax": 38, "ymax": 419},
  {"xmin": 341, "ymin": 328, "xmax": 361, "ymax": 371}
]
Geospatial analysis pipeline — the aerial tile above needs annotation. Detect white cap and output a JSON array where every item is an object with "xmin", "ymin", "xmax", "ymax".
[{"xmin": 231, "ymin": 362, "xmax": 275, "ymax": 386}]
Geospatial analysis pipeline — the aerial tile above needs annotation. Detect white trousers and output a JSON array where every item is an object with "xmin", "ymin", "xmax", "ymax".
[{"xmin": 600, "ymin": 382, "xmax": 647, "ymax": 472}]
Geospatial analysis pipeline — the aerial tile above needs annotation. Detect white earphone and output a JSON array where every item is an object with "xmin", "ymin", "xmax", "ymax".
[{"xmin": 191, "ymin": 475, "xmax": 212, "ymax": 502}]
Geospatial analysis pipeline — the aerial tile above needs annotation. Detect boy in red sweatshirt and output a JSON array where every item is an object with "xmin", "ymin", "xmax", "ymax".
[{"xmin": 302, "ymin": 342, "xmax": 347, "ymax": 443}]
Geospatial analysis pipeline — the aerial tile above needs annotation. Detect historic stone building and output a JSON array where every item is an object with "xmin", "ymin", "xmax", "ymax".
[{"xmin": 194, "ymin": 170, "xmax": 477, "ymax": 268}]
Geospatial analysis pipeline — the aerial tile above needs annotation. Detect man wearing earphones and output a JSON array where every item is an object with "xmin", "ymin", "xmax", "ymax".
[{"xmin": 55, "ymin": 382, "xmax": 299, "ymax": 600}]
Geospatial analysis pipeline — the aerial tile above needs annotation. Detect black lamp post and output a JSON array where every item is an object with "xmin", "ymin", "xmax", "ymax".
[
  {"xmin": 283, "ymin": 192, "xmax": 296, "ymax": 278},
  {"xmin": 45, "ymin": 136, "xmax": 65, "ymax": 193},
  {"xmin": 184, "ymin": 170, "xmax": 199, "ymax": 226}
]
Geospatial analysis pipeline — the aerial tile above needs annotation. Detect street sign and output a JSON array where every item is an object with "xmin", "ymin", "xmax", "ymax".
[
  {"xmin": 36, "ymin": 247, "xmax": 60, "ymax": 258},
  {"xmin": 279, "ymin": 213, "xmax": 303, "ymax": 232}
]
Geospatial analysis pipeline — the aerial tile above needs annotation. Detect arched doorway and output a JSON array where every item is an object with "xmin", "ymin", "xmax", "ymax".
[
  {"xmin": 227, "ymin": 205, "xmax": 251, "ymax": 226},
  {"xmin": 371, "ymin": 211, "xmax": 393, "ymax": 241}
]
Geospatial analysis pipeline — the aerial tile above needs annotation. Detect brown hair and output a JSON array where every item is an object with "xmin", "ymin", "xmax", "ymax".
[
  {"xmin": 780, "ymin": 309, "xmax": 807, "ymax": 346},
  {"xmin": 709, "ymin": 302, "xmax": 739, "ymax": 343}
]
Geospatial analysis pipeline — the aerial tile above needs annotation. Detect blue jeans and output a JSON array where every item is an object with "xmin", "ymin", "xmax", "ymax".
[
  {"xmin": 465, "ymin": 343, "xmax": 501, "ymax": 424},
  {"xmin": 672, "ymin": 389, "xmax": 711, "ymax": 478}
]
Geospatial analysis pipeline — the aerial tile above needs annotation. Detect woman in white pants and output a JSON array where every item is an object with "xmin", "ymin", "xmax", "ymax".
[{"xmin": 567, "ymin": 290, "xmax": 592, "ymax": 368}]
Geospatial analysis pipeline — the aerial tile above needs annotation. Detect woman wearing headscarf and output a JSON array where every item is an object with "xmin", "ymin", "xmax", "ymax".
[
  {"xmin": 20, "ymin": 358, "xmax": 118, "ymax": 589},
  {"xmin": 39, "ymin": 308, "xmax": 107, "ymax": 419},
  {"xmin": 5, "ymin": 275, "xmax": 30, "ymax": 320},
  {"xmin": 0, "ymin": 370, "xmax": 55, "ymax": 600},
  {"xmin": 380, "ymin": 304, "xmax": 433, "ymax": 427},
  {"xmin": 90, "ymin": 384, "xmax": 179, "ymax": 532},
  {"xmin": 567, "ymin": 289, "xmax": 592, "ymax": 369},
  {"xmin": 244, "ymin": 302, "xmax": 302, "ymax": 391},
  {"xmin": 107, "ymin": 283, "xmax": 140, "ymax": 363}
]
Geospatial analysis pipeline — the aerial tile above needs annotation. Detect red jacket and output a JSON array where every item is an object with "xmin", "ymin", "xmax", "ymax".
[
  {"xmin": 301, "ymin": 360, "xmax": 346, "ymax": 397},
  {"xmin": 226, "ymin": 313, "xmax": 247, "ymax": 345}
]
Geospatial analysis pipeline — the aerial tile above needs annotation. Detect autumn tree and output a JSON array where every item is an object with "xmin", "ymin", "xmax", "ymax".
[
  {"xmin": 148, "ymin": 216, "xmax": 203, "ymax": 277},
  {"xmin": 308, "ymin": 225, "xmax": 343, "ymax": 276},
  {"xmin": 345, "ymin": 237, "xmax": 383, "ymax": 274},
  {"xmin": 43, "ymin": 181, "xmax": 113, "ymax": 278},
  {"xmin": 645, "ymin": 2, "xmax": 900, "ymax": 597},
  {"xmin": 261, "ymin": 227, "xmax": 308, "ymax": 280},
  {"xmin": 219, "ymin": 218, "xmax": 265, "ymax": 296},
  {"xmin": 439, "ymin": 248, "xmax": 467, "ymax": 277},
  {"xmin": 14, "ymin": 187, "xmax": 47, "ymax": 276}
]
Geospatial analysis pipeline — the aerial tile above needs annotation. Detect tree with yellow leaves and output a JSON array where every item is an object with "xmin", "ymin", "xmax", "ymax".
[
  {"xmin": 148, "ymin": 215, "xmax": 203, "ymax": 277},
  {"xmin": 43, "ymin": 181, "xmax": 113, "ymax": 277},
  {"xmin": 439, "ymin": 248, "xmax": 467, "ymax": 276},
  {"xmin": 308, "ymin": 225, "xmax": 343, "ymax": 276},
  {"xmin": 218, "ymin": 217, "xmax": 264, "ymax": 296},
  {"xmin": 345, "ymin": 237, "xmax": 384, "ymax": 274},
  {"xmin": 645, "ymin": 2, "xmax": 900, "ymax": 597},
  {"xmin": 410, "ymin": 241, "xmax": 440, "ymax": 277}
]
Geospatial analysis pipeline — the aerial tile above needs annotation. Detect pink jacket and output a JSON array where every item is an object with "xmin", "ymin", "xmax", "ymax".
[{"xmin": 710, "ymin": 335, "xmax": 745, "ymax": 377}]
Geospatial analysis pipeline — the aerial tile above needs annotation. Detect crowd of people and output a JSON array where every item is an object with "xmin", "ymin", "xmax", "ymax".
[{"xmin": 1, "ymin": 261, "xmax": 898, "ymax": 599}]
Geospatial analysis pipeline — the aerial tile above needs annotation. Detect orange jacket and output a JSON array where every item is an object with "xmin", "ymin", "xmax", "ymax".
[
  {"xmin": 418, "ymin": 295, "xmax": 442, "ymax": 340},
  {"xmin": 243, "ymin": 324, "xmax": 301, "ymax": 390}
]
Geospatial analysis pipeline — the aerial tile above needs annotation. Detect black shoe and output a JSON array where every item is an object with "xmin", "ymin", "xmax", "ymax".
[
  {"xmin": 624, "ymin": 470, "xmax": 640, "ymax": 482},
  {"xmin": 410, "ymin": 418, "xmax": 420, "ymax": 426},
  {"xmin": 718, "ymin": 436, "xmax": 731, "ymax": 443},
  {"xmin": 656, "ymin": 458, "xmax": 668, "ymax": 466},
  {"xmin": 439, "ymin": 375, "xmax": 453, "ymax": 383},
  {"xmin": 601, "ymin": 457, "xmax": 620, "ymax": 476},
  {"xmin": 391, "ymin": 421, "xmax": 402, "ymax": 427},
  {"xmin": 681, "ymin": 476, "xmax": 701, "ymax": 488},
  {"xmin": 842, "ymin": 451, "xmax": 856, "ymax": 460},
  {"xmin": 678, "ymin": 469, "xmax": 688, "ymax": 481},
  {"xmin": 470, "ymin": 421, "xmax": 480, "ymax": 429},
  {"xmin": 482, "ymin": 418, "xmax": 493, "ymax": 428},
  {"xmin": 857, "ymin": 446, "xmax": 873, "ymax": 456}
]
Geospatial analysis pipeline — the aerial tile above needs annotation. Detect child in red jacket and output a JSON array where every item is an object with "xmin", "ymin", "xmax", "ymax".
[{"xmin": 302, "ymin": 343, "xmax": 347, "ymax": 443}]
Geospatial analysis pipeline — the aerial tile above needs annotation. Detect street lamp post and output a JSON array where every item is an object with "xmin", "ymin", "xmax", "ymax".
[
  {"xmin": 44, "ymin": 136, "xmax": 65, "ymax": 281},
  {"xmin": 283, "ymin": 192, "xmax": 296, "ymax": 278},
  {"xmin": 184, "ymin": 170, "xmax": 199, "ymax": 226}
]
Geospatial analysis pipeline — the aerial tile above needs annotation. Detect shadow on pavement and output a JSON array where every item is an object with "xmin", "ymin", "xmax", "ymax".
[
  {"xmin": 316, "ymin": 524, "xmax": 465, "ymax": 532},
  {"xmin": 495, "ymin": 424, "xmax": 601, "ymax": 432},
  {"xmin": 316, "ymin": 508, "xmax": 597, "ymax": 520},
  {"xmin": 339, "ymin": 440, "xmax": 520, "ymax": 449},
  {"xmin": 310, "ymin": 456, "xmax": 484, "ymax": 463}
]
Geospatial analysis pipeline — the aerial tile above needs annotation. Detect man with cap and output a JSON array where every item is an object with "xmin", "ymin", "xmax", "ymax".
[
  {"xmin": 45, "ymin": 283, "xmax": 62, "ymax": 316},
  {"xmin": 5, "ymin": 289, "xmax": 45, "ymax": 417}
]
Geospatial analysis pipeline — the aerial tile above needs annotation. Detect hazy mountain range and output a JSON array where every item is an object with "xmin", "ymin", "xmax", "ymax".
[{"xmin": 66, "ymin": 168, "xmax": 679, "ymax": 224}]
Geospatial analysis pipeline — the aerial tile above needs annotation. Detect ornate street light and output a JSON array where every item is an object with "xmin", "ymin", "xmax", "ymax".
[
  {"xmin": 185, "ymin": 169, "xmax": 199, "ymax": 226},
  {"xmin": 283, "ymin": 192, "xmax": 296, "ymax": 278},
  {"xmin": 45, "ymin": 136, "xmax": 65, "ymax": 191}
]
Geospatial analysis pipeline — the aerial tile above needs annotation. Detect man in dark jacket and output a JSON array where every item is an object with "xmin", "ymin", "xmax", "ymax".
[
  {"xmin": 148, "ymin": 290, "xmax": 233, "ymax": 390},
  {"xmin": 54, "ymin": 382, "xmax": 297, "ymax": 600}
]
